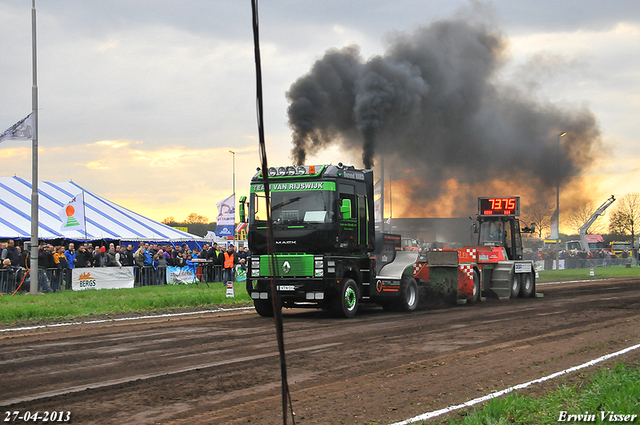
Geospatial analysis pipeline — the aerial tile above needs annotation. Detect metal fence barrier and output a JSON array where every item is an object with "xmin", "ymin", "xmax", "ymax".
[
  {"xmin": 536, "ymin": 256, "xmax": 638, "ymax": 271},
  {"xmin": 2, "ymin": 256, "xmax": 635, "ymax": 294},
  {"xmin": 133, "ymin": 264, "xmax": 226, "ymax": 287},
  {"xmin": 0, "ymin": 264, "xmax": 230, "ymax": 294}
]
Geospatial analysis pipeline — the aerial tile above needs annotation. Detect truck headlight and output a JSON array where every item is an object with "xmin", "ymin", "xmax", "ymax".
[{"xmin": 314, "ymin": 256, "xmax": 323, "ymax": 278}]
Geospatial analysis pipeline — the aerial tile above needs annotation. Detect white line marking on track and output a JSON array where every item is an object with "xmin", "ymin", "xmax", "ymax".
[
  {"xmin": 388, "ymin": 342, "xmax": 640, "ymax": 425},
  {"xmin": 0, "ymin": 306, "xmax": 255, "ymax": 333},
  {"xmin": 537, "ymin": 278, "xmax": 612, "ymax": 285}
]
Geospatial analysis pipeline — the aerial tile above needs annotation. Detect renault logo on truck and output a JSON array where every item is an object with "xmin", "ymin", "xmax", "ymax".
[{"xmin": 282, "ymin": 261, "xmax": 291, "ymax": 274}]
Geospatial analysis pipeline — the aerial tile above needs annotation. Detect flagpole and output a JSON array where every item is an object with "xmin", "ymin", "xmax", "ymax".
[{"xmin": 29, "ymin": 0, "xmax": 39, "ymax": 295}]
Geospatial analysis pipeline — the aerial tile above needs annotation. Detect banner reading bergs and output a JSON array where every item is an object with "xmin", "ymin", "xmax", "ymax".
[{"xmin": 72, "ymin": 267, "xmax": 135, "ymax": 290}]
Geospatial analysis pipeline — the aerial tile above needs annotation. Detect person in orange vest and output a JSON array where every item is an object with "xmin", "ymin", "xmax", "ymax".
[{"xmin": 223, "ymin": 244, "xmax": 237, "ymax": 283}]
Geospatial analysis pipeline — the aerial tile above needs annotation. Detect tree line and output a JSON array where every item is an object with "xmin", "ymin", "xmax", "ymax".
[
  {"xmin": 161, "ymin": 213, "xmax": 214, "ymax": 237},
  {"xmin": 521, "ymin": 192, "xmax": 639, "ymax": 245}
]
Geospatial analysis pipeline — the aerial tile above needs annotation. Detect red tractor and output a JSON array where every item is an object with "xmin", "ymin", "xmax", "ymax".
[{"xmin": 412, "ymin": 197, "xmax": 538, "ymax": 303}]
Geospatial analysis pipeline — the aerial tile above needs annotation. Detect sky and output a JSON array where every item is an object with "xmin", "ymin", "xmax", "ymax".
[{"xmin": 0, "ymin": 0, "xmax": 639, "ymax": 230}]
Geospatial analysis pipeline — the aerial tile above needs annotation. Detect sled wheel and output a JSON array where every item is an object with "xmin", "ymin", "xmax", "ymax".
[
  {"xmin": 519, "ymin": 272, "xmax": 534, "ymax": 298},
  {"xmin": 333, "ymin": 278, "xmax": 359, "ymax": 318},
  {"xmin": 398, "ymin": 276, "xmax": 419, "ymax": 311},
  {"xmin": 510, "ymin": 273, "xmax": 521, "ymax": 299},
  {"xmin": 470, "ymin": 269, "xmax": 481, "ymax": 303}
]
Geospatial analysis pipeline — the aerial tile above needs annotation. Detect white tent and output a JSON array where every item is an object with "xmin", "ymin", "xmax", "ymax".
[{"xmin": 0, "ymin": 176, "xmax": 204, "ymax": 242}]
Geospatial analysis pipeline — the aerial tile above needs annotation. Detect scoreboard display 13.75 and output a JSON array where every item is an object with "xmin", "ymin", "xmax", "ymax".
[{"xmin": 478, "ymin": 197, "xmax": 520, "ymax": 216}]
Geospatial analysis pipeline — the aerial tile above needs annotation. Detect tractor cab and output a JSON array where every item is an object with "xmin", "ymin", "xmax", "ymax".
[
  {"xmin": 478, "ymin": 216, "xmax": 524, "ymax": 260},
  {"xmin": 475, "ymin": 197, "xmax": 534, "ymax": 261}
]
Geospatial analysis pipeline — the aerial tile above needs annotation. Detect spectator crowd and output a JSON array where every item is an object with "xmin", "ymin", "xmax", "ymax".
[
  {"xmin": 1, "ymin": 239, "xmax": 251, "ymax": 294},
  {"xmin": 528, "ymin": 247, "xmax": 636, "ymax": 269}
]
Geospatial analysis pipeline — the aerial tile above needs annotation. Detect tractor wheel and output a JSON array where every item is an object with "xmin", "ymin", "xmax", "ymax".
[
  {"xmin": 470, "ymin": 269, "xmax": 481, "ymax": 303},
  {"xmin": 519, "ymin": 272, "xmax": 534, "ymax": 298},
  {"xmin": 510, "ymin": 273, "xmax": 521, "ymax": 299},
  {"xmin": 254, "ymin": 299, "xmax": 274, "ymax": 317},
  {"xmin": 332, "ymin": 278, "xmax": 359, "ymax": 318},
  {"xmin": 397, "ymin": 276, "xmax": 419, "ymax": 312}
]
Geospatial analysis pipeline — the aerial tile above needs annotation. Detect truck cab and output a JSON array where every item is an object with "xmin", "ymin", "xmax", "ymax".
[
  {"xmin": 248, "ymin": 164, "xmax": 374, "ymax": 255},
  {"xmin": 246, "ymin": 164, "xmax": 377, "ymax": 317}
]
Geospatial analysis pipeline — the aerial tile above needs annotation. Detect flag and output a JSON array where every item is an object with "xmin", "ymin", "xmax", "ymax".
[
  {"xmin": 59, "ymin": 192, "xmax": 86, "ymax": 233},
  {"xmin": 374, "ymin": 198, "xmax": 382, "ymax": 221},
  {"xmin": 373, "ymin": 179, "xmax": 382, "ymax": 196},
  {"xmin": 215, "ymin": 194, "xmax": 235, "ymax": 237},
  {"xmin": 0, "ymin": 112, "xmax": 35, "ymax": 143}
]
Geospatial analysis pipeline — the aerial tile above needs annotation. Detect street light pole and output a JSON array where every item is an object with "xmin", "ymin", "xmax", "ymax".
[
  {"xmin": 556, "ymin": 132, "xmax": 566, "ymax": 270},
  {"xmin": 229, "ymin": 150, "xmax": 236, "ymax": 224}
]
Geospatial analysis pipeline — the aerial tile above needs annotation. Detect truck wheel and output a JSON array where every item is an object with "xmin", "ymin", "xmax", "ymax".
[
  {"xmin": 519, "ymin": 272, "xmax": 534, "ymax": 298},
  {"xmin": 333, "ymin": 278, "xmax": 359, "ymax": 318},
  {"xmin": 470, "ymin": 269, "xmax": 481, "ymax": 303},
  {"xmin": 254, "ymin": 299, "xmax": 274, "ymax": 317},
  {"xmin": 510, "ymin": 273, "xmax": 521, "ymax": 299},
  {"xmin": 397, "ymin": 276, "xmax": 419, "ymax": 311}
]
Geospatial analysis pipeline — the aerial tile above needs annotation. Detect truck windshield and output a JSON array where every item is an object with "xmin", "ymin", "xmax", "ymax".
[
  {"xmin": 251, "ymin": 190, "xmax": 334, "ymax": 224},
  {"xmin": 479, "ymin": 220, "xmax": 505, "ymax": 246}
]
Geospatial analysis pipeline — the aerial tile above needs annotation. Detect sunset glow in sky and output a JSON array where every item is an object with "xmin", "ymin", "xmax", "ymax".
[{"xmin": 1, "ymin": 1, "xmax": 638, "ymax": 228}]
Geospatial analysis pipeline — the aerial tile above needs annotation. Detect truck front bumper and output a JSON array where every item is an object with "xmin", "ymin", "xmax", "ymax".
[{"xmin": 247, "ymin": 278, "xmax": 332, "ymax": 302}]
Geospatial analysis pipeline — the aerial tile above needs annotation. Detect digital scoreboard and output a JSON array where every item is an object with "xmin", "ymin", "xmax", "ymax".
[{"xmin": 478, "ymin": 197, "xmax": 520, "ymax": 216}]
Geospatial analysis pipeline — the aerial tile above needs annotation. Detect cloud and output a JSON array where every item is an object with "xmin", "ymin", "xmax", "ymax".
[
  {"xmin": 1, "ymin": 0, "xmax": 640, "ymax": 222},
  {"xmin": 86, "ymin": 161, "xmax": 110, "ymax": 170},
  {"xmin": 95, "ymin": 140, "xmax": 130, "ymax": 148}
]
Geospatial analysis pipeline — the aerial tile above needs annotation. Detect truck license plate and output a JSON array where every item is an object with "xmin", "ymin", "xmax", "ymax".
[{"xmin": 277, "ymin": 285, "xmax": 295, "ymax": 291}]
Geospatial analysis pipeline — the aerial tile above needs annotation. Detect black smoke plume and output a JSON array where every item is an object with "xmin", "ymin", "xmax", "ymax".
[{"xmin": 286, "ymin": 7, "xmax": 603, "ymax": 213}]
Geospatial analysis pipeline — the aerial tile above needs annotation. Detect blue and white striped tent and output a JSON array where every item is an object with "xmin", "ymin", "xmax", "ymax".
[{"xmin": 0, "ymin": 176, "xmax": 204, "ymax": 242}]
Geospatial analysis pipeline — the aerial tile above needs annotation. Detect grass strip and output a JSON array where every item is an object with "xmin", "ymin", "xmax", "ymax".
[
  {"xmin": 443, "ymin": 362, "xmax": 640, "ymax": 424},
  {"xmin": 0, "ymin": 283, "xmax": 252, "ymax": 324},
  {"xmin": 537, "ymin": 265, "xmax": 639, "ymax": 282}
]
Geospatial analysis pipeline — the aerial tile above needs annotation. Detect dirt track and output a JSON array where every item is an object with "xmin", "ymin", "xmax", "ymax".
[{"xmin": 1, "ymin": 277, "xmax": 640, "ymax": 425}]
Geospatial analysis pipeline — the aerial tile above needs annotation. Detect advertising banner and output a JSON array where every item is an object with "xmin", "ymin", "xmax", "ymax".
[
  {"xmin": 166, "ymin": 266, "xmax": 198, "ymax": 284},
  {"xmin": 72, "ymin": 267, "xmax": 135, "ymax": 291},
  {"xmin": 59, "ymin": 192, "xmax": 86, "ymax": 233},
  {"xmin": 215, "ymin": 194, "xmax": 235, "ymax": 237}
]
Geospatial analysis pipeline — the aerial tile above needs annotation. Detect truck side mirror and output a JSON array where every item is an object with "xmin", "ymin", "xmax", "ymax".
[
  {"xmin": 239, "ymin": 196, "xmax": 247, "ymax": 223},
  {"xmin": 340, "ymin": 199, "xmax": 352, "ymax": 220}
]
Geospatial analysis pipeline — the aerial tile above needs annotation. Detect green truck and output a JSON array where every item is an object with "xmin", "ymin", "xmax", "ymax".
[{"xmin": 244, "ymin": 163, "xmax": 420, "ymax": 318}]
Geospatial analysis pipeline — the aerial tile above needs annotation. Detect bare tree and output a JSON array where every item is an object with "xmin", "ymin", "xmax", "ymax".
[
  {"xmin": 161, "ymin": 216, "xmax": 176, "ymax": 225},
  {"xmin": 185, "ymin": 213, "xmax": 210, "ymax": 224},
  {"xmin": 565, "ymin": 203, "xmax": 608, "ymax": 235},
  {"xmin": 521, "ymin": 202, "xmax": 554, "ymax": 238},
  {"xmin": 608, "ymin": 193, "xmax": 640, "ymax": 249}
]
